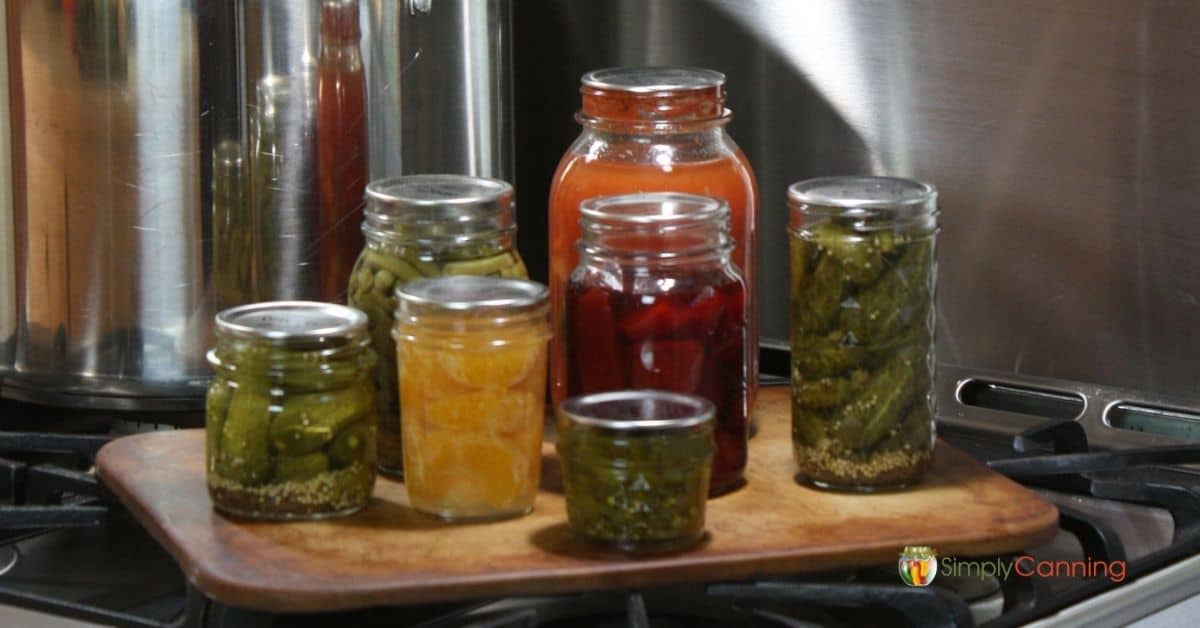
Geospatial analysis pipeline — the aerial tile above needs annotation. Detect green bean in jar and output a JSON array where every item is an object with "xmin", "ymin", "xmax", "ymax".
[
  {"xmin": 557, "ymin": 391, "xmax": 715, "ymax": 554},
  {"xmin": 206, "ymin": 301, "xmax": 377, "ymax": 519},
  {"xmin": 787, "ymin": 176, "xmax": 938, "ymax": 491}
]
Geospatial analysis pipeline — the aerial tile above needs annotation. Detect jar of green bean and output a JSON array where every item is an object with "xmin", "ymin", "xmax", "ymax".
[
  {"xmin": 206, "ymin": 301, "xmax": 377, "ymax": 519},
  {"xmin": 348, "ymin": 175, "xmax": 529, "ymax": 477},
  {"xmin": 788, "ymin": 176, "xmax": 938, "ymax": 491}
]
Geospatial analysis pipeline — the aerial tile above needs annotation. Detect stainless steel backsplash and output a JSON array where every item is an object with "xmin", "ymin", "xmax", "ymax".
[{"xmin": 513, "ymin": 0, "xmax": 1200, "ymax": 402}]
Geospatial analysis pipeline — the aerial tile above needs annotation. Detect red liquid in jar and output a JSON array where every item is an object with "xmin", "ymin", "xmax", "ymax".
[{"xmin": 566, "ymin": 273, "xmax": 748, "ymax": 494}]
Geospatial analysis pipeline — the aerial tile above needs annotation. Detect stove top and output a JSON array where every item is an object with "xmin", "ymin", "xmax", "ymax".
[{"xmin": 1, "ymin": 364, "xmax": 1199, "ymax": 628}]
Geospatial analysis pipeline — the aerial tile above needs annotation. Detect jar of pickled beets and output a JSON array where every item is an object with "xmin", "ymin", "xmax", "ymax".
[
  {"xmin": 565, "ymin": 192, "xmax": 748, "ymax": 495},
  {"xmin": 548, "ymin": 67, "xmax": 759, "ymax": 411},
  {"xmin": 348, "ymin": 175, "xmax": 529, "ymax": 478}
]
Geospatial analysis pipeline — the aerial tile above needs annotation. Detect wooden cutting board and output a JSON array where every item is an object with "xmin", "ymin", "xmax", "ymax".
[{"xmin": 96, "ymin": 386, "xmax": 1058, "ymax": 613}]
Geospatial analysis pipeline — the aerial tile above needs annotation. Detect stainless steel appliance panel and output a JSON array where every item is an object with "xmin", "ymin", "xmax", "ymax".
[
  {"xmin": 513, "ymin": 0, "xmax": 1200, "ymax": 402},
  {"xmin": 4, "ymin": 0, "xmax": 218, "ymax": 408},
  {"xmin": 362, "ymin": 0, "xmax": 513, "ymax": 180}
]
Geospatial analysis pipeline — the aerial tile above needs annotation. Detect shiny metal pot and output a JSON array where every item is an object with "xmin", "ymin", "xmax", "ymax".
[{"xmin": 0, "ymin": 0, "xmax": 513, "ymax": 410}]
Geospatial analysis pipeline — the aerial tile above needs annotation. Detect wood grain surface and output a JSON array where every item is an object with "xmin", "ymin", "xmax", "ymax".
[{"xmin": 95, "ymin": 386, "xmax": 1058, "ymax": 613}]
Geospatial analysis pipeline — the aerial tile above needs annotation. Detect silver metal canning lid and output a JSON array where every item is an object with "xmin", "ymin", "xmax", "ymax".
[
  {"xmin": 581, "ymin": 67, "xmax": 725, "ymax": 93},
  {"xmin": 558, "ymin": 390, "xmax": 715, "ymax": 433},
  {"xmin": 580, "ymin": 192, "xmax": 729, "ymax": 226},
  {"xmin": 364, "ymin": 174, "xmax": 516, "ymax": 235},
  {"xmin": 395, "ymin": 276, "xmax": 548, "ymax": 316},
  {"xmin": 215, "ymin": 301, "xmax": 367, "ymax": 346},
  {"xmin": 787, "ymin": 176, "xmax": 938, "ymax": 215}
]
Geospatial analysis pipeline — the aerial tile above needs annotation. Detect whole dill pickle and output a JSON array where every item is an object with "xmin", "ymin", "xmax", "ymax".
[
  {"xmin": 791, "ymin": 331, "xmax": 869, "ymax": 378},
  {"xmin": 791, "ymin": 405, "xmax": 828, "ymax": 447},
  {"xmin": 206, "ymin": 380, "xmax": 233, "ymax": 471},
  {"xmin": 269, "ymin": 386, "xmax": 372, "ymax": 455},
  {"xmin": 834, "ymin": 345, "xmax": 921, "ymax": 452},
  {"xmin": 217, "ymin": 386, "xmax": 273, "ymax": 485},
  {"xmin": 808, "ymin": 222, "xmax": 886, "ymax": 285},
  {"xmin": 841, "ymin": 241, "xmax": 933, "ymax": 345},
  {"xmin": 791, "ymin": 255, "xmax": 845, "ymax": 333},
  {"xmin": 792, "ymin": 369, "xmax": 870, "ymax": 409},
  {"xmin": 329, "ymin": 422, "xmax": 374, "ymax": 468},
  {"xmin": 274, "ymin": 451, "xmax": 330, "ymax": 482}
]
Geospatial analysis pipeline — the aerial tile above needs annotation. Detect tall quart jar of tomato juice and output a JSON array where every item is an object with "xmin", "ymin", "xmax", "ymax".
[{"xmin": 548, "ymin": 67, "xmax": 759, "ymax": 409}]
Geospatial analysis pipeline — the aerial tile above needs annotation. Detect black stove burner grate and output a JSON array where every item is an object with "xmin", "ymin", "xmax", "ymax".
[{"xmin": 1, "ymin": 396, "xmax": 1200, "ymax": 626}]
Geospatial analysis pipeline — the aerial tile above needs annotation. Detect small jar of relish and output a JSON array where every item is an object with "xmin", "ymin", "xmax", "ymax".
[
  {"xmin": 557, "ymin": 390, "xmax": 715, "ymax": 554},
  {"xmin": 565, "ymin": 192, "xmax": 748, "ymax": 495}
]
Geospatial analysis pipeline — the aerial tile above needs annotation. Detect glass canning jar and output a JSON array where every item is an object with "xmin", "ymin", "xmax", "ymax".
[
  {"xmin": 557, "ymin": 390, "xmax": 716, "ymax": 554},
  {"xmin": 393, "ymin": 276, "xmax": 551, "ymax": 521},
  {"xmin": 565, "ymin": 192, "xmax": 748, "ymax": 495},
  {"xmin": 548, "ymin": 67, "xmax": 759, "ymax": 410},
  {"xmin": 787, "ymin": 176, "xmax": 939, "ymax": 491},
  {"xmin": 206, "ymin": 301, "xmax": 377, "ymax": 519},
  {"xmin": 348, "ymin": 175, "xmax": 529, "ymax": 478}
]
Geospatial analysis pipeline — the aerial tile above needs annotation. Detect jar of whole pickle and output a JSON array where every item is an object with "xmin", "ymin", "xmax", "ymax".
[
  {"xmin": 393, "ymin": 276, "xmax": 550, "ymax": 521},
  {"xmin": 557, "ymin": 390, "xmax": 715, "ymax": 554},
  {"xmin": 349, "ymin": 175, "xmax": 529, "ymax": 478},
  {"xmin": 787, "ymin": 176, "xmax": 939, "ymax": 491},
  {"xmin": 566, "ymin": 192, "xmax": 748, "ymax": 495},
  {"xmin": 206, "ymin": 302, "xmax": 377, "ymax": 519},
  {"xmin": 548, "ymin": 67, "xmax": 759, "ymax": 410}
]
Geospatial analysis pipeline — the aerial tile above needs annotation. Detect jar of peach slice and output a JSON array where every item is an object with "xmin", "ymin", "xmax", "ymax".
[{"xmin": 393, "ymin": 276, "xmax": 551, "ymax": 521}]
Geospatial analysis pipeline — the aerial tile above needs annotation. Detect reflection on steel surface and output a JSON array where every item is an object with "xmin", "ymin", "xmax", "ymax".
[
  {"xmin": 4, "ymin": 0, "xmax": 215, "ymax": 408},
  {"xmin": 362, "ymin": 0, "xmax": 513, "ymax": 180},
  {"xmin": 515, "ymin": 0, "xmax": 1200, "ymax": 401},
  {"xmin": 2, "ymin": 0, "xmax": 516, "ymax": 408}
]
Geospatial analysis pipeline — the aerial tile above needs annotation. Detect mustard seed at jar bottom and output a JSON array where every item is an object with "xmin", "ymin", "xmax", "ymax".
[
  {"xmin": 788, "ymin": 176, "xmax": 939, "ymax": 491},
  {"xmin": 557, "ymin": 391, "xmax": 715, "ymax": 554},
  {"xmin": 206, "ymin": 301, "xmax": 377, "ymax": 520}
]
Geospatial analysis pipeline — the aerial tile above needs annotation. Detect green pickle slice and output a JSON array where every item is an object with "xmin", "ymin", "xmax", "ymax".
[{"xmin": 790, "ymin": 221, "xmax": 935, "ymax": 488}]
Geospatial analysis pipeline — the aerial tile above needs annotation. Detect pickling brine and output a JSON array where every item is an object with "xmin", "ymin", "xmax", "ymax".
[{"xmin": 394, "ymin": 277, "xmax": 550, "ymax": 520}]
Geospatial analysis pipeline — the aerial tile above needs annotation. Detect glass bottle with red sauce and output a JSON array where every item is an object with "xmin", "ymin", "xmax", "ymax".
[
  {"xmin": 548, "ymin": 67, "xmax": 759, "ymax": 410},
  {"xmin": 566, "ymin": 193, "xmax": 748, "ymax": 495},
  {"xmin": 316, "ymin": 0, "xmax": 367, "ymax": 302}
]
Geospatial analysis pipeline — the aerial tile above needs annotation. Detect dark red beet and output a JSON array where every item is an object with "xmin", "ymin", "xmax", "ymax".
[{"xmin": 566, "ymin": 268, "xmax": 748, "ymax": 492}]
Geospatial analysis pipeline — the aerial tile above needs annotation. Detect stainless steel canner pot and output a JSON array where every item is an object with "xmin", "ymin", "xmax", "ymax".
[{"xmin": 0, "ymin": 0, "xmax": 514, "ymax": 410}]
